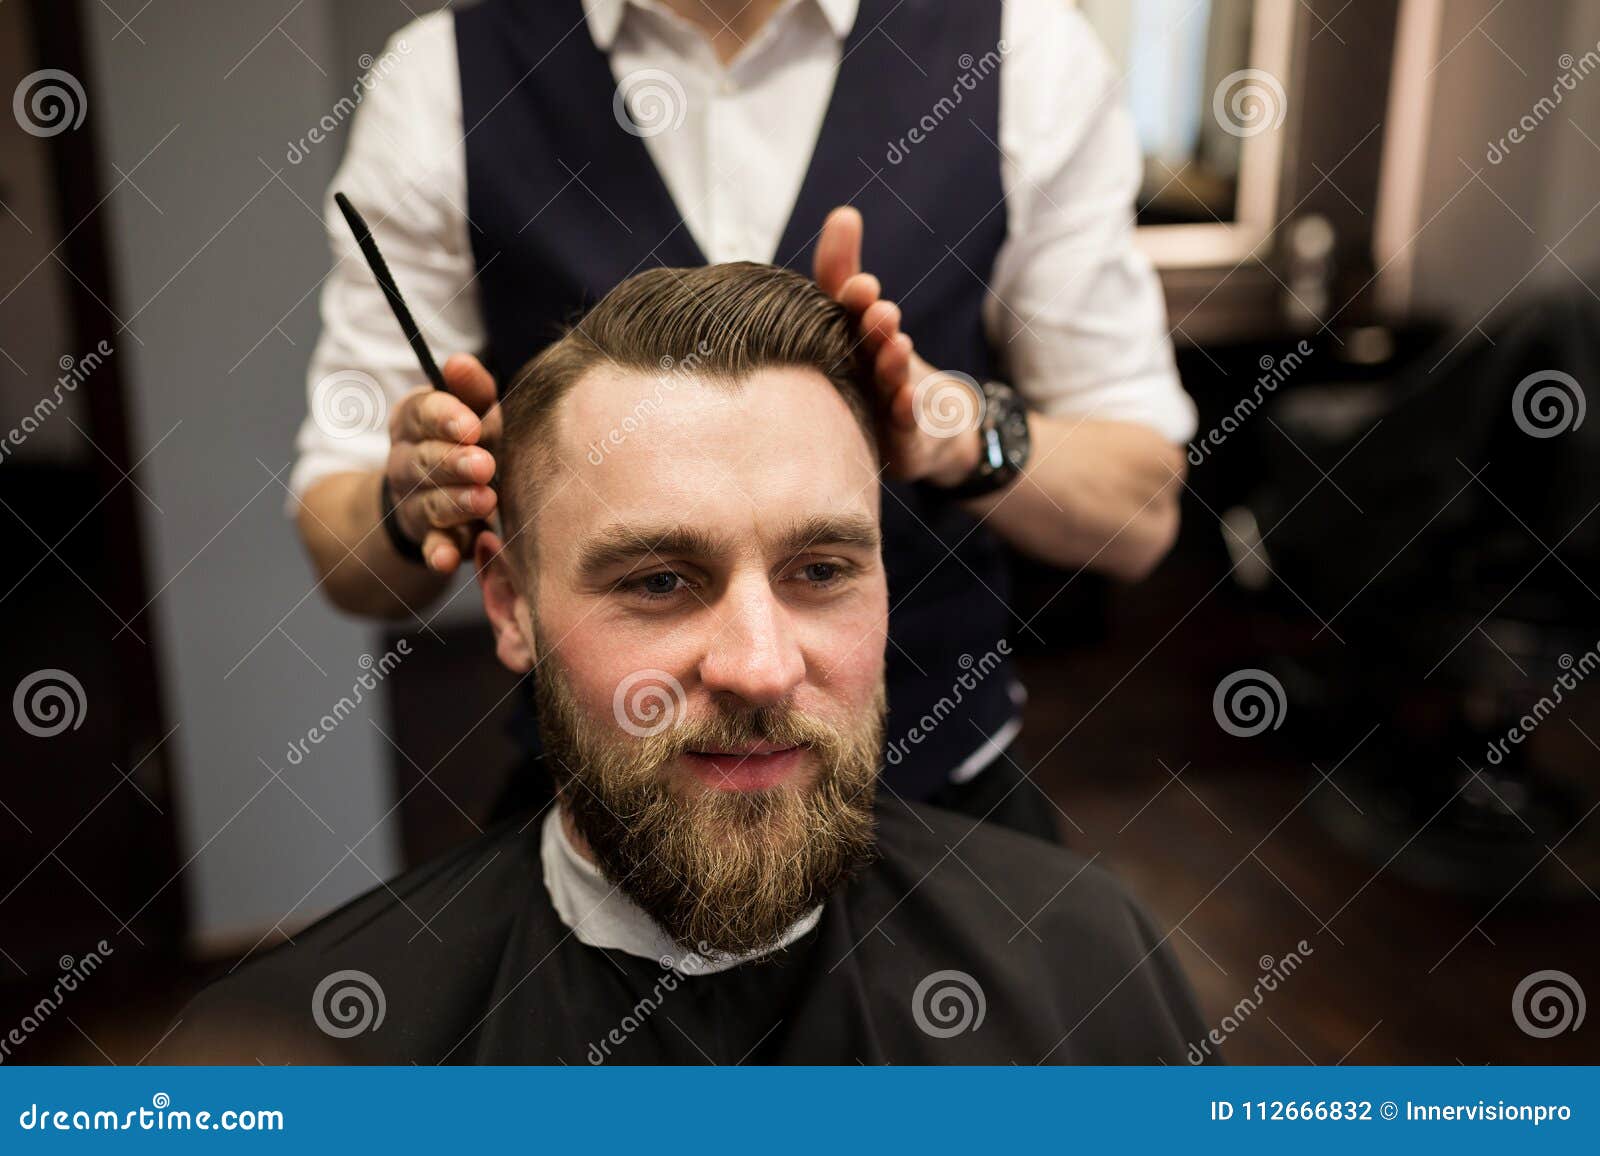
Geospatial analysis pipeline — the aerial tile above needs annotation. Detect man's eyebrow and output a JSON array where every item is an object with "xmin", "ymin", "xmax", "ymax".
[
  {"xmin": 775, "ymin": 514, "xmax": 880, "ymax": 557},
  {"xmin": 574, "ymin": 514, "xmax": 880, "ymax": 577},
  {"xmin": 575, "ymin": 524, "xmax": 724, "ymax": 577}
]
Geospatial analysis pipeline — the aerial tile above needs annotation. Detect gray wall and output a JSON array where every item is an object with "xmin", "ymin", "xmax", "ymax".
[
  {"xmin": 80, "ymin": 1, "xmax": 425, "ymax": 946},
  {"xmin": 1404, "ymin": 0, "xmax": 1600, "ymax": 323}
]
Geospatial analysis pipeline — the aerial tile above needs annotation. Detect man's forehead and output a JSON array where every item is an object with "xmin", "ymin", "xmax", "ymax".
[{"xmin": 539, "ymin": 363, "xmax": 880, "ymax": 559}]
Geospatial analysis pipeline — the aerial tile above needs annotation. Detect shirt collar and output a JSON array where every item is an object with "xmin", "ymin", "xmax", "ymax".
[
  {"xmin": 539, "ymin": 807, "xmax": 823, "ymax": 975},
  {"xmin": 583, "ymin": 0, "xmax": 628, "ymax": 50},
  {"xmin": 583, "ymin": 0, "xmax": 858, "ymax": 52},
  {"xmin": 812, "ymin": 0, "xmax": 859, "ymax": 39}
]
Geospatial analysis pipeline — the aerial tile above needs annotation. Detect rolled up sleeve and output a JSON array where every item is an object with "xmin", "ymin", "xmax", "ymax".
[
  {"xmin": 286, "ymin": 12, "xmax": 484, "ymax": 512},
  {"xmin": 987, "ymin": 0, "xmax": 1198, "ymax": 445}
]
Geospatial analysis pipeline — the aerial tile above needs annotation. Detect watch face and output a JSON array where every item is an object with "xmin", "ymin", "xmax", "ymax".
[{"xmin": 946, "ymin": 383, "xmax": 1029, "ymax": 497}]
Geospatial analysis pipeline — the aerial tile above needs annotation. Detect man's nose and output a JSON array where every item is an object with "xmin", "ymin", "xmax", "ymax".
[{"xmin": 698, "ymin": 579, "xmax": 806, "ymax": 707}]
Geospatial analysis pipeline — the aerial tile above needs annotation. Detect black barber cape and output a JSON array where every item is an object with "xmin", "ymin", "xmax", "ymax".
[{"xmin": 161, "ymin": 800, "xmax": 1212, "ymax": 1065}]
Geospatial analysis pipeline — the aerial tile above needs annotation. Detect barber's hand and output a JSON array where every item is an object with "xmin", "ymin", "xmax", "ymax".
[
  {"xmin": 813, "ymin": 206, "xmax": 982, "ymax": 487},
  {"xmin": 385, "ymin": 353, "xmax": 502, "ymax": 573}
]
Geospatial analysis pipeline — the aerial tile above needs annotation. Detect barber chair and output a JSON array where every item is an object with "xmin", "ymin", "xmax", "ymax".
[{"xmin": 1219, "ymin": 286, "xmax": 1600, "ymax": 898}]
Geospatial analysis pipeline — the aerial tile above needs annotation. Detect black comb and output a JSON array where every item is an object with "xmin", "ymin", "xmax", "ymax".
[{"xmin": 333, "ymin": 191, "xmax": 448, "ymax": 392}]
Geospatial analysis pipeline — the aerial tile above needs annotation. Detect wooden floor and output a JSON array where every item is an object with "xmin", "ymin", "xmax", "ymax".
[{"xmin": 1014, "ymin": 561, "xmax": 1600, "ymax": 1065}]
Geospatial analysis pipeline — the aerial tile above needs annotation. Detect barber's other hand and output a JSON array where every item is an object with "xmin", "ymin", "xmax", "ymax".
[
  {"xmin": 813, "ymin": 206, "xmax": 982, "ymax": 487},
  {"xmin": 385, "ymin": 352, "xmax": 502, "ymax": 572}
]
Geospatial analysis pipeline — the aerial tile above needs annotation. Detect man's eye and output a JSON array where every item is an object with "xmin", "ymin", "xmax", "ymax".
[
  {"xmin": 795, "ymin": 561, "xmax": 849, "ymax": 587},
  {"xmin": 623, "ymin": 572, "xmax": 686, "ymax": 601}
]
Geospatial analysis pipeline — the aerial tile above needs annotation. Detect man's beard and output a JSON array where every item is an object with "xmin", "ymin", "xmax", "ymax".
[{"xmin": 534, "ymin": 658, "xmax": 885, "ymax": 958}]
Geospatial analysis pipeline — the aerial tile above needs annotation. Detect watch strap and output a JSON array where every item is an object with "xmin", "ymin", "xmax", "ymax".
[{"xmin": 379, "ymin": 475, "xmax": 428, "ymax": 565}]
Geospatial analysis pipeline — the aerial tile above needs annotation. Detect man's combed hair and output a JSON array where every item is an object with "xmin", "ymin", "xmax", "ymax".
[{"xmin": 497, "ymin": 262, "xmax": 876, "ymax": 551}]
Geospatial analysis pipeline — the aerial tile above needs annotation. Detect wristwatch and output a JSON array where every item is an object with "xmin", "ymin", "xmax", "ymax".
[
  {"xmin": 941, "ymin": 379, "xmax": 1031, "ymax": 500},
  {"xmin": 379, "ymin": 475, "xmax": 428, "ymax": 565}
]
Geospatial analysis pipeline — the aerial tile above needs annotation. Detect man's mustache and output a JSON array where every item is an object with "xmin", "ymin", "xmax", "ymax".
[{"xmin": 647, "ymin": 704, "xmax": 846, "ymax": 764}]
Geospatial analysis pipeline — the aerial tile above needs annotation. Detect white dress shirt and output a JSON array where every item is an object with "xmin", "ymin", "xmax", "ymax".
[{"xmin": 288, "ymin": 0, "xmax": 1198, "ymax": 502}]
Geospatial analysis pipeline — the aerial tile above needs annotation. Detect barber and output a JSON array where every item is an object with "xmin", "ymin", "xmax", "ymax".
[{"xmin": 290, "ymin": 0, "xmax": 1197, "ymax": 842}]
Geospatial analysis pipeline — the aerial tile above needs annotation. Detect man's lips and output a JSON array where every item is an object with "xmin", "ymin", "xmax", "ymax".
[{"xmin": 680, "ymin": 743, "xmax": 811, "ymax": 791}]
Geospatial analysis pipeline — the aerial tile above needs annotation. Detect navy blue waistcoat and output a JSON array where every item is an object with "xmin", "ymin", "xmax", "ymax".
[{"xmin": 457, "ymin": 0, "xmax": 1018, "ymax": 798}]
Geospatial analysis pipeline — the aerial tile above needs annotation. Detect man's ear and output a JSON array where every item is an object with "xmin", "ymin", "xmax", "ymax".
[{"xmin": 475, "ymin": 530, "xmax": 537, "ymax": 673}]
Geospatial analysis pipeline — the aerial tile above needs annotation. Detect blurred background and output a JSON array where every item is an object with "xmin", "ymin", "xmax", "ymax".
[{"xmin": 2, "ymin": 0, "xmax": 1597, "ymax": 1064}]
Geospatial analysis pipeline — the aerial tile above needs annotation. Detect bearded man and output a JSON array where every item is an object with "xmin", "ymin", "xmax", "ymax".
[{"xmin": 163, "ymin": 263, "xmax": 1209, "ymax": 1064}]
